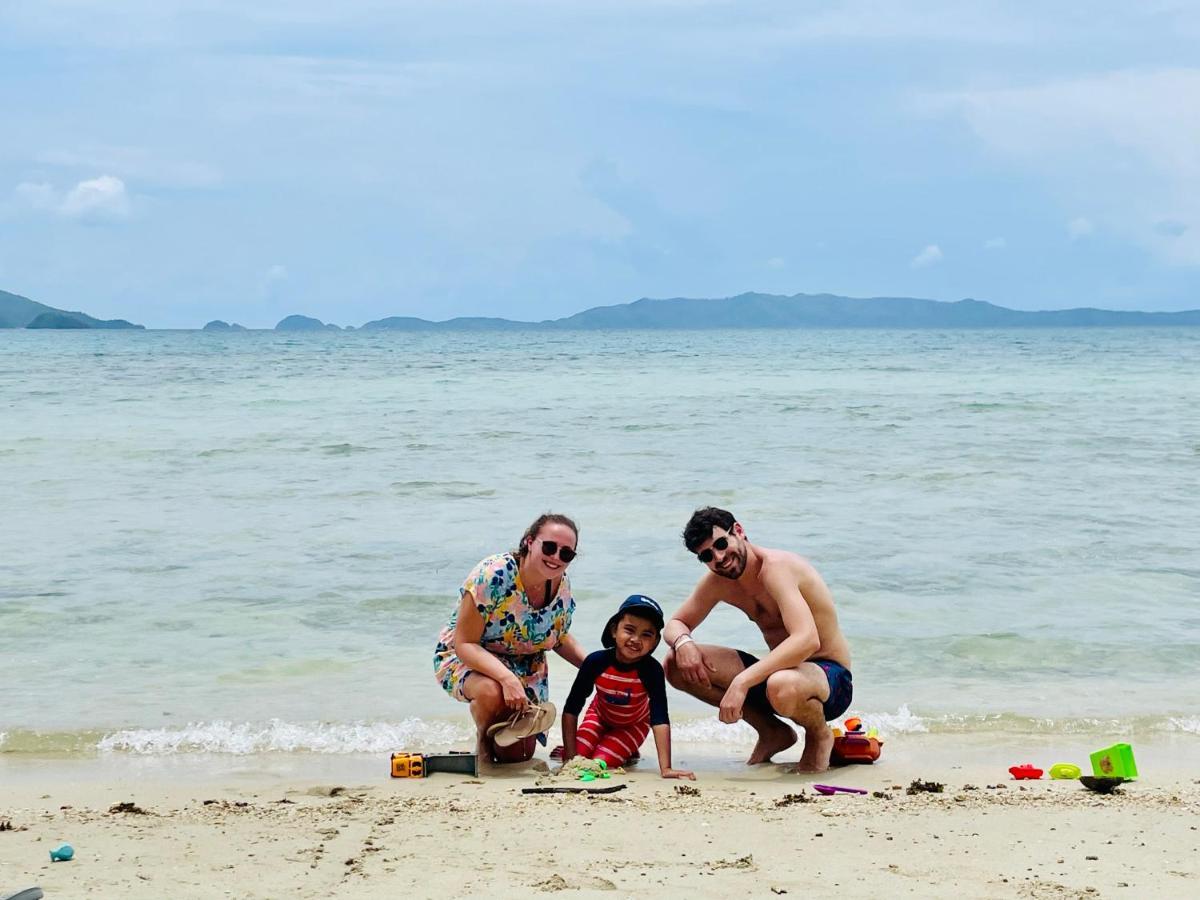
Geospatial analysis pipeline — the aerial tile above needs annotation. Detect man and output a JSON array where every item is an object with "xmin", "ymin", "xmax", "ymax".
[{"xmin": 663, "ymin": 507, "xmax": 853, "ymax": 771}]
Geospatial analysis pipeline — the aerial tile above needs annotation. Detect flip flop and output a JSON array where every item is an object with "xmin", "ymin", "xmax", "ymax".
[
  {"xmin": 3, "ymin": 888, "xmax": 45, "ymax": 900},
  {"xmin": 487, "ymin": 702, "xmax": 556, "ymax": 748}
]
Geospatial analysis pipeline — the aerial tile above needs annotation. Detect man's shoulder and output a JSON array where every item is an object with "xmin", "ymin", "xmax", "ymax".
[{"xmin": 758, "ymin": 545, "xmax": 815, "ymax": 577}]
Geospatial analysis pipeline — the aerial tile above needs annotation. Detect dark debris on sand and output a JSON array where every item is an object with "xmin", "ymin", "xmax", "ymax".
[
  {"xmin": 906, "ymin": 779, "xmax": 945, "ymax": 795},
  {"xmin": 108, "ymin": 801, "xmax": 150, "ymax": 815},
  {"xmin": 774, "ymin": 792, "xmax": 813, "ymax": 807}
]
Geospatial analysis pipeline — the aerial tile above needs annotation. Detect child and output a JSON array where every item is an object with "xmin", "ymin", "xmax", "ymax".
[{"xmin": 561, "ymin": 595, "xmax": 695, "ymax": 780}]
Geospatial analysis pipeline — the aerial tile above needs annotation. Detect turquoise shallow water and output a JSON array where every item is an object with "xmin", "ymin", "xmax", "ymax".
[{"xmin": 1, "ymin": 328, "xmax": 1198, "ymax": 753}]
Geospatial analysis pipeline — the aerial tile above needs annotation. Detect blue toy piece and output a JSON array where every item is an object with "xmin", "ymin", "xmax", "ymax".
[{"xmin": 49, "ymin": 844, "xmax": 74, "ymax": 862}]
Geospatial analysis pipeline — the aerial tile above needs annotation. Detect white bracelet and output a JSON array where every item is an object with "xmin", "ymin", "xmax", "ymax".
[{"xmin": 673, "ymin": 633, "xmax": 695, "ymax": 650}]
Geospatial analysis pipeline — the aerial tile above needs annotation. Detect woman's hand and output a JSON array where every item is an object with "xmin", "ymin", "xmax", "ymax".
[
  {"xmin": 661, "ymin": 767, "xmax": 696, "ymax": 780},
  {"xmin": 500, "ymin": 674, "xmax": 529, "ymax": 711}
]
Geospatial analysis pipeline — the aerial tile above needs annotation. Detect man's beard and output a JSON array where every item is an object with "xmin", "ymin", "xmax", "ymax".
[{"xmin": 715, "ymin": 547, "xmax": 746, "ymax": 580}]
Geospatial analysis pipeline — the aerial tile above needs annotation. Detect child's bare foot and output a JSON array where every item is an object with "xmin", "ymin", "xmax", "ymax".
[{"xmin": 746, "ymin": 720, "xmax": 797, "ymax": 764}]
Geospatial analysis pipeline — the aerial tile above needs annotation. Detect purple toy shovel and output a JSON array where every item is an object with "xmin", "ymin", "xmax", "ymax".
[{"xmin": 813, "ymin": 784, "xmax": 868, "ymax": 796}]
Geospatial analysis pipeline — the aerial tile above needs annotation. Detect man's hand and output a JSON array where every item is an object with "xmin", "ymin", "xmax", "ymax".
[
  {"xmin": 718, "ymin": 676, "xmax": 749, "ymax": 724},
  {"xmin": 500, "ymin": 675, "xmax": 529, "ymax": 711},
  {"xmin": 661, "ymin": 767, "xmax": 696, "ymax": 780},
  {"xmin": 674, "ymin": 640, "xmax": 716, "ymax": 687}
]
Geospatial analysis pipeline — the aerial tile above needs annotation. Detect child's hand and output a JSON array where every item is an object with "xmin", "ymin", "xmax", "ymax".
[{"xmin": 661, "ymin": 767, "xmax": 696, "ymax": 780}]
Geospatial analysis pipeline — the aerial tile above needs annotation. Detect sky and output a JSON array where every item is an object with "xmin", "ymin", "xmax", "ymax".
[{"xmin": 2, "ymin": 1, "xmax": 1199, "ymax": 328}]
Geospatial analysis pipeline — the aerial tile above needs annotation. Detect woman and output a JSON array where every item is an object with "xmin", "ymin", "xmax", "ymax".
[{"xmin": 434, "ymin": 513, "xmax": 586, "ymax": 762}]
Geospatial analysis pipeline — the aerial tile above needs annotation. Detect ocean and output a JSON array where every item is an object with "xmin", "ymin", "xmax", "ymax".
[{"xmin": 1, "ymin": 327, "xmax": 1198, "ymax": 756}]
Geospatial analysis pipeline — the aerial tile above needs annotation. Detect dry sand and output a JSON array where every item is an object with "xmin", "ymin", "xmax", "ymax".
[{"xmin": 2, "ymin": 736, "xmax": 1197, "ymax": 899}]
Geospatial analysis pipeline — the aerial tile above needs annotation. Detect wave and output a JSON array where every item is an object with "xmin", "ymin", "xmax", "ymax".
[
  {"xmin": 96, "ymin": 718, "xmax": 474, "ymax": 754},
  {"xmin": 2, "ymin": 706, "xmax": 1197, "ymax": 756}
]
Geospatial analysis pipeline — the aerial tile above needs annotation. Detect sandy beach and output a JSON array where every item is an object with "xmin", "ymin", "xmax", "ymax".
[{"xmin": 2, "ymin": 736, "xmax": 1197, "ymax": 899}]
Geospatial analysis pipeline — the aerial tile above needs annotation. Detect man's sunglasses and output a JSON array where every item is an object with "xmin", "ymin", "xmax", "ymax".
[
  {"xmin": 540, "ymin": 540, "xmax": 577, "ymax": 563},
  {"xmin": 696, "ymin": 533, "xmax": 733, "ymax": 564}
]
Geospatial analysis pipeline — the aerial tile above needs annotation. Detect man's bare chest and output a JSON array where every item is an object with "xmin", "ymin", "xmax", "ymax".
[{"xmin": 726, "ymin": 592, "xmax": 783, "ymax": 629}]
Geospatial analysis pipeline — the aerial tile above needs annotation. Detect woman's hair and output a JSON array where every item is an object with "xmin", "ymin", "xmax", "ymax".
[{"xmin": 513, "ymin": 513, "xmax": 579, "ymax": 560}]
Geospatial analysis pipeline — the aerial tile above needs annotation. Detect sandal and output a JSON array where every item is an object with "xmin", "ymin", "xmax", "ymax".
[{"xmin": 487, "ymin": 702, "xmax": 556, "ymax": 748}]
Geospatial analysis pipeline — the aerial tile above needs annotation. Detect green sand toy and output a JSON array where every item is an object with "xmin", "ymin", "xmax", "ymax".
[
  {"xmin": 1049, "ymin": 763, "xmax": 1082, "ymax": 780},
  {"xmin": 1090, "ymin": 743, "xmax": 1137, "ymax": 780}
]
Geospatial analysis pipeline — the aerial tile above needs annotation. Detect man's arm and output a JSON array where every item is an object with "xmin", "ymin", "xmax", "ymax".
[
  {"xmin": 663, "ymin": 580, "xmax": 720, "ymax": 647},
  {"xmin": 663, "ymin": 582, "xmax": 721, "ymax": 686}
]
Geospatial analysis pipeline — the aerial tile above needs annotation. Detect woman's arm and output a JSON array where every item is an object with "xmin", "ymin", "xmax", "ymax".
[
  {"xmin": 552, "ymin": 633, "xmax": 587, "ymax": 668},
  {"xmin": 452, "ymin": 589, "xmax": 527, "ymax": 710}
]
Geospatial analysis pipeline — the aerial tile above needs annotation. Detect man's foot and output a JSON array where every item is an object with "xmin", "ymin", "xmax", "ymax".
[
  {"xmin": 746, "ymin": 720, "xmax": 797, "ymax": 765},
  {"xmin": 792, "ymin": 724, "xmax": 834, "ymax": 773}
]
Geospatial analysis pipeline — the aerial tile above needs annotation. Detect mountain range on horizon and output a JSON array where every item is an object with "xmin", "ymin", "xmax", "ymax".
[{"xmin": 4, "ymin": 287, "xmax": 1200, "ymax": 332}]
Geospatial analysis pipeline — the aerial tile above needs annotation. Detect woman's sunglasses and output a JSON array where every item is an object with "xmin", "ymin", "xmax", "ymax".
[
  {"xmin": 696, "ymin": 533, "xmax": 733, "ymax": 564},
  {"xmin": 539, "ymin": 540, "xmax": 577, "ymax": 563}
]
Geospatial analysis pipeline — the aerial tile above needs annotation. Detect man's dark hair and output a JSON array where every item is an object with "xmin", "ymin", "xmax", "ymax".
[{"xmin": 682, "ymin": 506, "xmax": 736, "ymax": 552}]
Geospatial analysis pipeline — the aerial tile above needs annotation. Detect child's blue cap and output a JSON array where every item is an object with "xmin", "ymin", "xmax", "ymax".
[{"xmin": 601, "ymin": 594, "xmax": 665, "ymax": 648}]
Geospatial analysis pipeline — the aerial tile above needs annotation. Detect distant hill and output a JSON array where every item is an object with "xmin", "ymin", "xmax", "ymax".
[
  {"xmin": 9, "ymin": 286, "xmax": 1200, "ymax": 332},
  {"xmin": 0, "ymin": 288, "xmax": 144, "ymax": 329},
  {"xmin": 275, "ymin": 314, "xmax": 341, "ymax": 331},
  {"xmin": 360, "ymin": 315, "xmax": 531, "ymax": 331},
  {"xmin": 357, "ymin": 292, "xmax": 1200, "ymax": 331}
]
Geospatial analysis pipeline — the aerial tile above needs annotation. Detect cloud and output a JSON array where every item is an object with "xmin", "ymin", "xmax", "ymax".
[
  {"xmin": 910, "ymin": 244, "xmax": 943, "ymax": 268},
  {"xmin": 1068, "ymin": 216, "xmax": 1094, "ymax": 239},
  {"xmin": 984, "ymin": 237, "xmax": 1006, "ymax": 249},
  {"xmin": 13, "ymin": 175, "xmax": 131, "ymax": 221},
  {"xmin": 921, "ymin": 67, "xmax": 1200, "ymax": 264},
  {"xmin": 60, "ymin": 175, "xmax": 130, "ymax": 219}
]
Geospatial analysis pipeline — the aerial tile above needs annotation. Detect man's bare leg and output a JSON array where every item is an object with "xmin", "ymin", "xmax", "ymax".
[
  {"xmin": 665, "ymin": 644, "xmax": 797, "ymax": 765},
  {"xmin": 765, "ymin": 664, "xmax": 834, "ymax": 773}
]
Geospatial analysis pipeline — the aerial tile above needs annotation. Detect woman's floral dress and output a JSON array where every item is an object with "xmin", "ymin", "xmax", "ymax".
[{"xmin": 434, "ymin": 552, "xmax": 574, "ymax": 704}]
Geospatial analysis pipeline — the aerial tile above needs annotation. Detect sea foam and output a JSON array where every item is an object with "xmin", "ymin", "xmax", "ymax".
[{"xmin": 97, "ymin": 718, "xmax": 473, "ymax": 755}]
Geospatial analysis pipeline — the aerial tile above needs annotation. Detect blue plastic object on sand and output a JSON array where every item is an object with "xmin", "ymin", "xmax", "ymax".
[{"xmin": 49, "ymin": 844, "xmax": 74, "ymax": 862}]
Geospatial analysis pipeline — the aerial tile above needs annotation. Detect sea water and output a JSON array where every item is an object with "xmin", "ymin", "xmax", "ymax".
[{"xmin": 1, "ymin": 328, "xmax": 1197, "ymax": 755}]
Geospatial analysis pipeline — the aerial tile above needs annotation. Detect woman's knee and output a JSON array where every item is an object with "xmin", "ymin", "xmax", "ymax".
[{"xmin": 465, "ymin": 674, "xmax": 506, "ymax": 715}]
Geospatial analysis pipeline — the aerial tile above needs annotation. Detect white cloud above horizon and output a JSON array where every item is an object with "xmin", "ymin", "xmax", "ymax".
[
  {"xmin": 910, "ymin": 244, "xmax": 943, "ymax": 268},
  {"xmin": 15, "ymin": 175, "xmax": 131, "ymax": 221},
  {"xmin": 922, "ymin": 67, "xmax": 1200, "ymax": 265}
]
